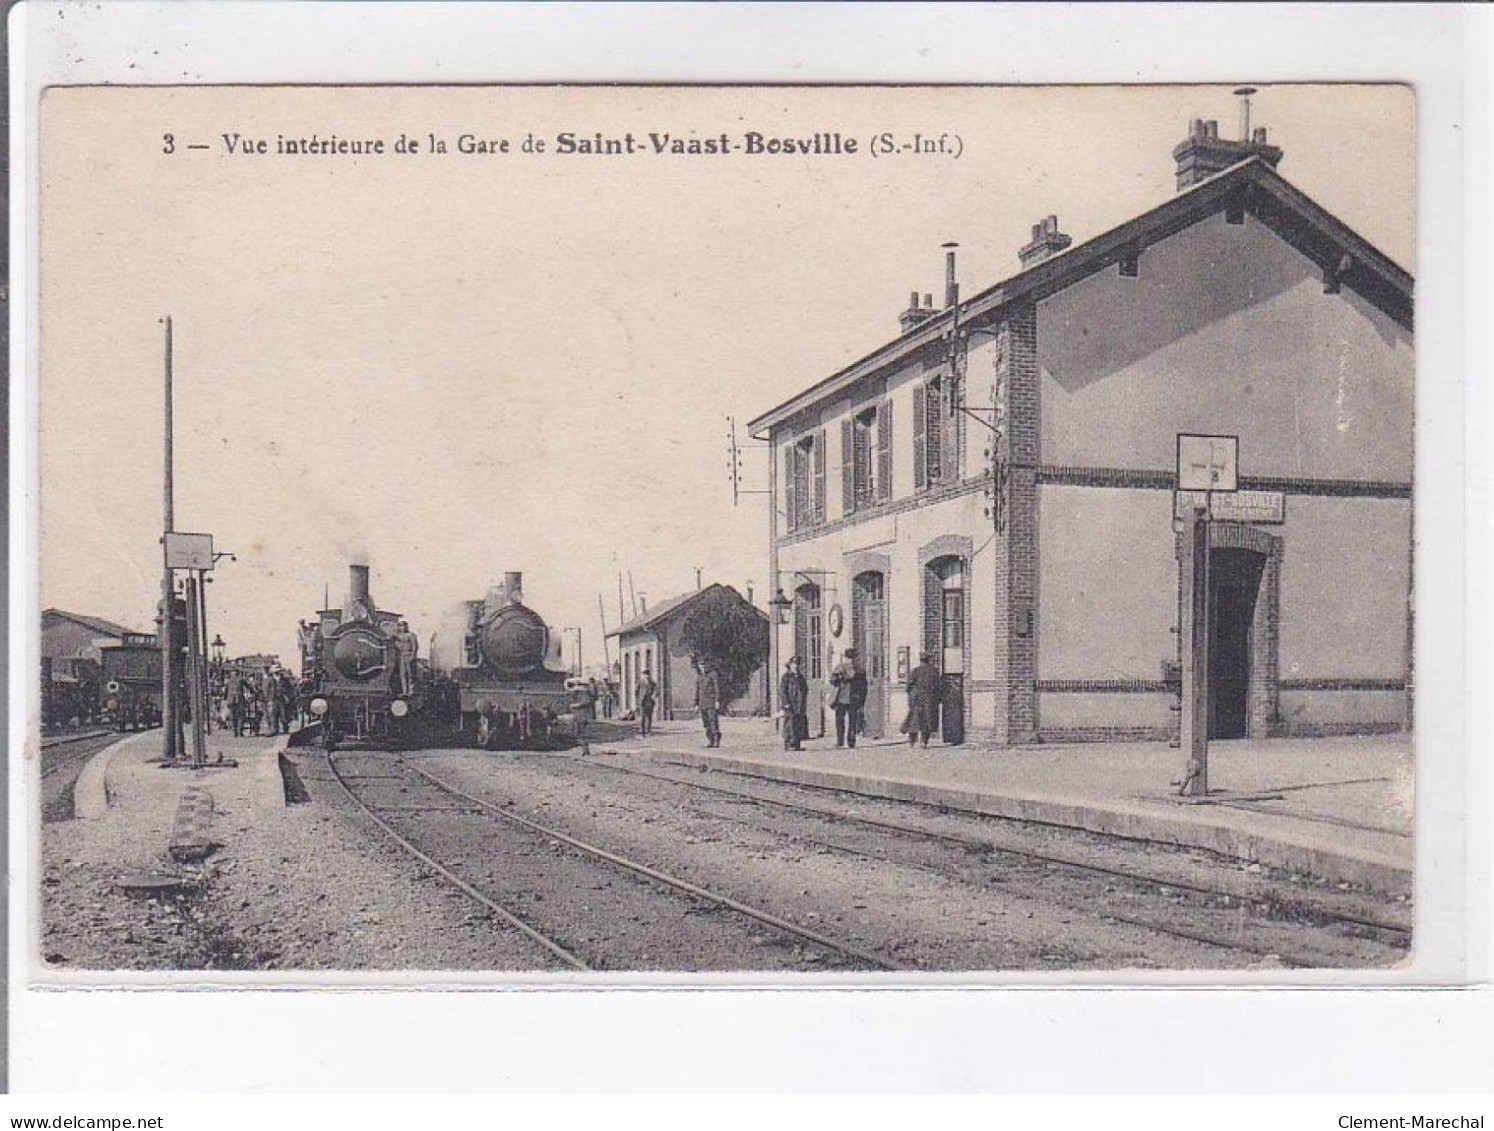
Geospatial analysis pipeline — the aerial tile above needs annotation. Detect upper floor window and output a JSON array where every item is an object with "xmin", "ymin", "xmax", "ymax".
[
  {"xmin": 914, "ymin": 375, "xmax": 959, "ymax": 490},
  {"xmin": 783, "ymin": 429, "xmax": 826, "ymax": 533},
  {"xmin": 841, "ymin": 401, "xmax": 892, "ymax": 515}
]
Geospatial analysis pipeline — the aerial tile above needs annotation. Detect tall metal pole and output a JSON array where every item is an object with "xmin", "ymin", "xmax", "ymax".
[
  {"xmin": 160, "ymin": 316, "xmax": 179, "ymax": 762},
  {"xmin": 1179, "ymin": 502, "xmax": 1211, "ymax": 797},
  {"xmin": 198, "ymin": 570, "xmax": 212, "ymax": 733},
  {"xmin": 597, "ymin": 594, "xmax": 614, "ymax": 671},
  {"xmin": 185, "ymin": 573, "xmax": 207, "ymax": 767}
]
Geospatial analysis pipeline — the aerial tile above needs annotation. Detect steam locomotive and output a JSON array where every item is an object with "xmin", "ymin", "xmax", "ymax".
[
  {"xmin": 428, "ymin": 571, "xmax": 581, "ymax": 748},
  {"xmin": 298, "ymin": 564, "xmax": 445, "ymax": 749},
  {"xmin": 99, "ymin": 634, "xmax": 163, "ymax": 732}
]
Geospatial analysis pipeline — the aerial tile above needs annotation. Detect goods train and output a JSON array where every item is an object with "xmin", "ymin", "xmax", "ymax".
[
  {"xmin": 99, "ymin": 635, "xmax": 163, "ymax": 731},
  {"xmin": 428, "ymin": 571, "xmax": 582, "ymax": 748},
  {"xmin": 297, "ymin": 565, "xmax": 448, "ymax": 749}
]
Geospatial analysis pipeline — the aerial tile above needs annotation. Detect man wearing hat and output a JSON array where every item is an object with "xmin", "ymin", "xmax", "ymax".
[
  {"xmin": 906, "ymin": 652, "xmax": 941, "ymax": 748},
  {"xmin": 829, "ymin": 647, "xmax": 868, "ymax": 748},
  {"xmin": 779, "ymin": 656, "xmax": 809, "ymax": 752}
]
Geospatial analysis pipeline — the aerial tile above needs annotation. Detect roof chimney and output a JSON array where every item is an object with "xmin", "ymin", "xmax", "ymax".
[
  {"xmin": 943, "ymin": 242, "xmax": 960, "ymax": 309},
  {"xmin": 898, "ymin": 290, "xmax": 938, "ymax": 333},
  {"xmin": 1172, "ymin": 88, "xmax": 1283, "ymax": 191},
  {"xmin": 1018, "ymin": 214, "xmax": 1072, "ymax": 268}
]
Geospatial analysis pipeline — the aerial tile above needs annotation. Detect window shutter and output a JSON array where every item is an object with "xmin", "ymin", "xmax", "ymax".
[
  {"xmin": 945, "ymin": 380, "xmax": 962, "ymax": 482},
  {"xmin": 876, "ymin": 399, "xmax": 892, "ymax": 500},
  {"xmin": 784, "ymin": 444, "xmax": 797, "ymax": 533},
  {"xmin": 841, "ymin": 418, "xmax": 855, "ymax": 516},
  {"xmin": 813, "ymin": 429, "xmax": 827, "ymax": 525},
  {"xmin": 913, "ymin": 387, "xmax": 926, "ymax": 491},
  {"xmin": 926, "ymin": 382, "xmax": 943, "ymax": 485},
  {"xmin": 923, "ymin": 566, "xmax": 942, "ymax": 663}
]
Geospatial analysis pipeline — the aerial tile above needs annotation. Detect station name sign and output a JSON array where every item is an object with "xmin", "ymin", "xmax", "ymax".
[{"xmin": 1174, "ymin": 489, "xmax": 1286, "ymax": 524}]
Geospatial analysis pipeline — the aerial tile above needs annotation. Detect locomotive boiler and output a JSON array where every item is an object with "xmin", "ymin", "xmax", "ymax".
[
  {"xmin": 429, "ymin": 571, "xmax": 579, "ymax": 748},
  {"xmin": 299, "ymin": 563, "xmax": 436, "ymax": 748}
]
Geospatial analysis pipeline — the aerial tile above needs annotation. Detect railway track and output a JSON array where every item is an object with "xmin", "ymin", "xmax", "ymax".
[
  {"xmin": 326, "ymin": 751, "xmax": 901, "ymax": 973},
  {"xmin": 554, "ymin": 752, "xmax": 1410, "ymax": 968}
]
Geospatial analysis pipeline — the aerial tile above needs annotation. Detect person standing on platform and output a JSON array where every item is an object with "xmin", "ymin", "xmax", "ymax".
[
  {"xmin": 637, "ymin": 668, "xmax": 658, "ymax": 736},
  {"xmin": 906, "ymin": 652, "xmax": 941, "ymax": 748},
  {"xmin": 830, "ymin": 648, "xmax": 867, "ymax": 749},
  {"xmin": 779, "ymin": 656, "xmax": 809, "ymax": 752},
  {"xmin": 694, "ymin": 658, "xmax": 722, "ymax": 748}
]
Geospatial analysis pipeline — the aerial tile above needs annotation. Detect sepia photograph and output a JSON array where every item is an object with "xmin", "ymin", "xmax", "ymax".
[{"xmin": 32, "ymin": 81, "xmax": 1417, "ymax": 980}]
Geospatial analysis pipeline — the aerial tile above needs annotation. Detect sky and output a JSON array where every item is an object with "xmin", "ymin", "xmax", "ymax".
[{"xmin": 38, "ymin": 84, "xmax": 1414, "ymax": 666}]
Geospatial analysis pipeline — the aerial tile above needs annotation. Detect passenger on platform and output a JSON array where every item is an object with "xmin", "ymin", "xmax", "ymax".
[
  {"xmin": 694, "ymin": 658, "xmax": 722, "ymax": 748},
  {"xmin": 779, "ymin": 657, "xmax": 809, "ymax": 752},
  {"xmin": 636, "ymin": 669, "xmax": 658, "ymax": 736},
  {"xmin": 395, "ymin": 620, "xmax": 419, "ymax": 695},
  {"xmin": 830, "ymin": 647, "xmax": 867, "ymax": 749},
  {"xmin": 265, "ymin": 671, "xmax": 285, "ymax": 735},
  {"xmin": 906, "ymin": 652, "xmax": 941, "ymax": 748},
  {"xmin": 278, "ymin": 673, "xmax": 299, "ymax": 731}
]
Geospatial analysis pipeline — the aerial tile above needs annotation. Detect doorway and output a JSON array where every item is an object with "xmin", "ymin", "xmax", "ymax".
[
  {"xmin": 793, "ymin": 581, "xmax": 825, "ymax": 738},
  {"xmin": 852, "ymin": 571, "xmax": 887, "ymax": 738},
  {"xmin": 1208, "ymin": 548, "xmax": 1266, "ymax": 739}
]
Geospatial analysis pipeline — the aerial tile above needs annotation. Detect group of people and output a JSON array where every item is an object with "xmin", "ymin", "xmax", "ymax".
[
  {"xmin": 779, "ymin": 650, "xmax": 944, "ymax": 751},
  {"xmin": 219, "ymin": 668, "xmax": 300, "ymax": 737}
]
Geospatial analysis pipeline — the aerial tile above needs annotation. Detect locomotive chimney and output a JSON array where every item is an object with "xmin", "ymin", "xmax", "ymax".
[
  {"xmin": 348, "ymin": 564, "xmax": 371, "ymax": 607},
  {"xmin": 504, "ymin": 571, "xmax": 524, "ymax": 605}
]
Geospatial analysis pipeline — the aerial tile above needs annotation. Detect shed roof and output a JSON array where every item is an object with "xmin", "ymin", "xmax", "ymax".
[
  {"xmin": 42, "ymin": 608, "xmax": 137, "ymax": 638},
  {"xmin": 608, "ymin": 583, "xmax": 767, "ymax": 639}
]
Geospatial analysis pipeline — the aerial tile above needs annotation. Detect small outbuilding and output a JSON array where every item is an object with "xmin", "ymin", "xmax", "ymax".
[{"xmin": 608, "ymin": 584, "xmax": 770, "ymax": 720}]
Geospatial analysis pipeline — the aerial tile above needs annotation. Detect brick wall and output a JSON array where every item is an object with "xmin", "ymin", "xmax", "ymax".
[{"xmin": 992, "ymin": 303, "xmax": 1039, "ymax": 743}]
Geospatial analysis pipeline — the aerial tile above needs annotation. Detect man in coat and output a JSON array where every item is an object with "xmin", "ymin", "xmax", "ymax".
[
  {"xmin": 829, "ymin": 647, "xmax": 868, "ymax": 749},
  {"xmin": 636, "ymin": 668, "xmax": 658, "ymax": 735},
  {"xmin": 394, "ymin": 620, "xmax": 420, "ymax": 696},
  {"xmin": 906, "ymin": 652, "xmax": 941, "ymax": 748},
  {"xmin": 694, "ymin": 658, "xmax": 722, "ymax": 748},
  {"xmin": 779, "ymin": 656, "xmax": 809, "ymax": 752}
]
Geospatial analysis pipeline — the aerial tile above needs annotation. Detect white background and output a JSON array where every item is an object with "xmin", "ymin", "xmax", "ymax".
[{"xmin": 9, "ymin": 1, "xmax": 1492, "ymax": 1094}]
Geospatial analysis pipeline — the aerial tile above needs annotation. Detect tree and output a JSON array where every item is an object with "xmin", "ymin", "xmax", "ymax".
[{"xmin": 677, "ymin": 586, "xmax": 770, "ymax": 708}]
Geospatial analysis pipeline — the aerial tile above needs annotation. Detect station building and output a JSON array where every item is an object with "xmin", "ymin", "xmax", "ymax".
[{"xmin": 748, "ymin": 118, "xmax": 1413, "ymax": 745}]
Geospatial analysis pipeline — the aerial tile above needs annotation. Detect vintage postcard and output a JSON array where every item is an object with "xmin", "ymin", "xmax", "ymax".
[{"xmin": 32, "ymin": 82, "xmax": 1417, "ymax": 982}]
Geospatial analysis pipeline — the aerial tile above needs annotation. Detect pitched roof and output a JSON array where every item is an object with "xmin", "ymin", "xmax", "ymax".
[
  {"xmin": 608, "ymin": 583, "xmax": 768, "ymax": 638},
  {"xmin": 42, "ymin": 608, "xmax": 137, "ymax": 638},
  {"xmin": 748, "ymin": 158, "xmax": 1413, "ymax": 436}
]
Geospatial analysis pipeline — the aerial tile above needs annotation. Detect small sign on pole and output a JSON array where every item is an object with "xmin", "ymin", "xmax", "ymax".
[{"xmin": 164, "ymin": 531, "xmax": 215, "ymax": 571}]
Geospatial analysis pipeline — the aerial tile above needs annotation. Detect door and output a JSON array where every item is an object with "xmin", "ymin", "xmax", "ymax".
[
  {"xmin": 852, "ymin": 571, "xmax": 887, "ymax": 738},
  {"xmin": 793, "ymin": 582, "xmax": 825, "ymax": 737},
  {"xmin": 1208, "ymin": 549, "xmax": 1264, "ymax": 739},
  {"xmin": 928, "ymin": 557, "xmax": 967, "ymax": 745}
]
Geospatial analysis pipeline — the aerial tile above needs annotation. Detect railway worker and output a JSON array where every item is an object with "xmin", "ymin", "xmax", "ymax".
[
  {"xmin": 779, "ymin": 657, "xmax": 809, "ymax": 752},
  {"xmin": 906, "ymin": 652, "xmax": 941, "ymax": 749},
  {"xmin": 395, "ymin": 620, "xmax": 419, "ymax": 695},
  {"xmin": 694, "ymin": 658, "xmax": 722, "ymax": 748},
  {"xmin": 278, "ymin": 672, "xmax": 299, "ymax": 732},
  {"xmin": 636, "ymin": 669, "xmax": 658, "ymax": 736}
]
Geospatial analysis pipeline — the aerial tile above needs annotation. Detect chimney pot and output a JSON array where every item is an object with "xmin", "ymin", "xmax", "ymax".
[
  {"xmin": 1172, "ymin": 98, "xmax": 1283, "ymax": 191},
  {"xmin": 923, "ymin": 293, "xmax": 933, "ymax": 308},
  {"xmin": 1206, "ymin": 120, "xmax": 1218, "ymax": 138},
  {"xmin": 1253, "ymin": 126, "xmax": 1267, "ymax": 144},
  {"xmin": 1018, "ymin": 214, "xmax": 1072, "ymax": 268}
]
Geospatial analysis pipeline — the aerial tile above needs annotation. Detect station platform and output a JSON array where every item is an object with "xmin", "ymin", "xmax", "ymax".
[
  {"xmin": 589, "ymin": 717, "xmax": 1414, "ymax": 894},
  {"xmin": 72, "ymin": 728, "xmax": 288, "ymax": 854}
]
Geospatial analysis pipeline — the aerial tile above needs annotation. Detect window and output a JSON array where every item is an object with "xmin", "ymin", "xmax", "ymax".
[
  {"xmin": 842, "ymin": 402, "xmax": 893, "ymax": 515},
  {"xmin": 795, "ymin": 583, "xmax": 824, "ymax": 680},
  {"xmin": 784, "ymin": 431, "xmax": 827, "ymax": 531},
  {"xmin": 915, "ymin": 379, "xmax": 954, "ymax": 490},
  {"xmin": 942, "ymin": 590, "xmax": 964, "ymax": 649}
]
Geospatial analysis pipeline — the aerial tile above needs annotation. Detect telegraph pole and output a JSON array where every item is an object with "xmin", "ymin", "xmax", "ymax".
[{"xmin": 160, "ymin": 317, "xmax": 180, "ymax": 763}]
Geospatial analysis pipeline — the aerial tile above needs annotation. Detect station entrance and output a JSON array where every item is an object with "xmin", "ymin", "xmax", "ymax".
[{"xmin": 1207, "ymin": 546, "xmax": 1267, "ymax": 739}]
